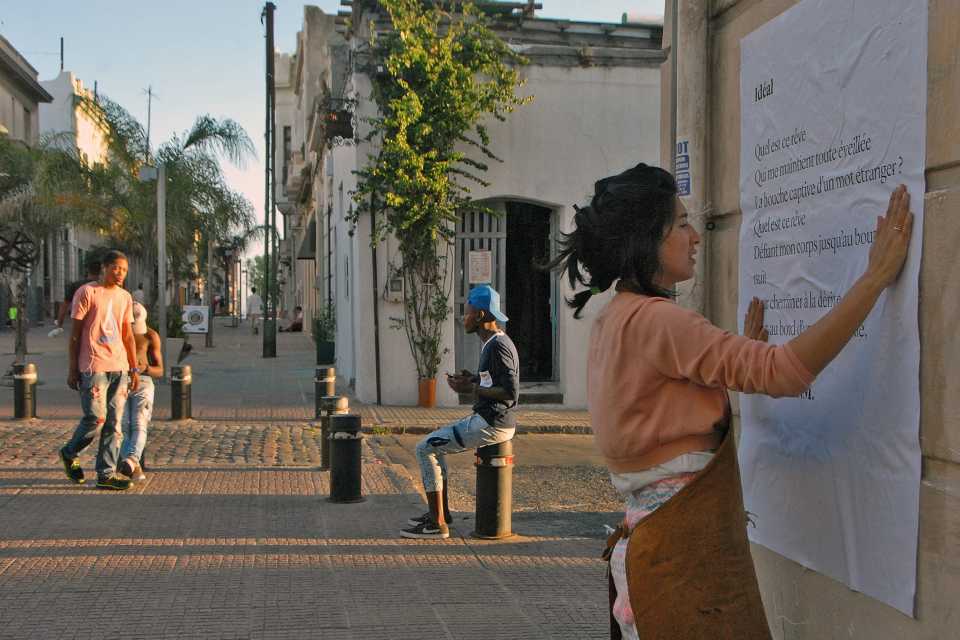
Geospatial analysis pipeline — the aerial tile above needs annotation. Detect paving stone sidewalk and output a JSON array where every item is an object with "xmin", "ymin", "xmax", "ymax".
[
  {"xmin": 0, "ymin": 421, "xmax": 609, "ymax": 640},
  {"xmin": 1, "ymin": 322, "xmax": 591, "ymax": 433}
]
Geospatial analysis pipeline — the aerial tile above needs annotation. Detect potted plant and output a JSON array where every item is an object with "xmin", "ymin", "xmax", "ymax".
[{"xmin": 313, "ymin": 303, "xmax": 336, "ymax": 365}]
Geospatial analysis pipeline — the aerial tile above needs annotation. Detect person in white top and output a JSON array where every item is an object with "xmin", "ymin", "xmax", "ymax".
[
  {"xmin": 131, "ymin": 283, "xmax": 145, "ymax": 304},
  {"xmin": 246, "ymin": 286, "xmax": 263, "ymax": 335}
]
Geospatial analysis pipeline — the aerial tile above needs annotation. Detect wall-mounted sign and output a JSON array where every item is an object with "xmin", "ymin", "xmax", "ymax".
[
  {"xmin": 737, "ymin": 0, "xmax": 926, "ymax": 615},
  {"xmin": 468, "ymin": 250, "xmax": 492, "ymax": 284},
  {"xmin": 675, "ymin": 140, "xmax": 691, "ymax": 196},
  {"xmin": 182, "ymin": 305, "xmax": 209, "ymax": 334}
]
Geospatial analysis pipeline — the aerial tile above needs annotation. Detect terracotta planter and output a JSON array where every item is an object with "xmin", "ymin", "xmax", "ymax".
[{"xmin": 417, "ymin": 377, "xmax": 437, "ymax": 408}]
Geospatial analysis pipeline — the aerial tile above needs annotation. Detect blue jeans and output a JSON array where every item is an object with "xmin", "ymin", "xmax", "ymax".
[
  {"xmin": 415, "ymin": 414, "xmax": 514, "ymax": 493},
  {"xmin": 63, "ymin": 371, "xmax": 129, "ymax": 479},
  {"xmin": 120, "ymin": 376, "xmax": 154, "ymax": 462}
]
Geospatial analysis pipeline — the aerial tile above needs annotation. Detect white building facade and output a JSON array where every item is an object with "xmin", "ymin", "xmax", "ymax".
[
  {"xmin": 278, "ymin": 5, "xmax": 663, "ymax": 407},
  {"xmin": 37, "ymin": 71, "xmax": 111, "ymax": 318}
]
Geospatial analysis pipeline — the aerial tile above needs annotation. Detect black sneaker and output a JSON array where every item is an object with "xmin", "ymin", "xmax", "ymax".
[
  {"xmin": 407, "ymin": 511, "xmax": 453, "ymax": 527},
  {"xmin": 96, "ymin": 476, "xmax": 131, "ymax": 491},
  {"xmin": 400, "ymin": 520, "xmax": 450, "ymax": 540},
  {"xmin": 59, "ymin": 447, "xmax": 85, "ymax": 484}
]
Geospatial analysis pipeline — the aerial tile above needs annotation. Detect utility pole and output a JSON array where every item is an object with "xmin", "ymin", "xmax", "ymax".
[
  {"xmin": 262, "ymin": 2, "xmax": 277, "ymax": 358},
  {"xmin": 144, "ymin": 86, "xmax": 156, "ymax": 163},
  {"xmin": 157, "ymin": 164, "xmax": 168, "ymax": 382}
]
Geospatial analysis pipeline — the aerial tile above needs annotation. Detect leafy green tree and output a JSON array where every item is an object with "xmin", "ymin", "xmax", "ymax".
[
  {"xmin": 0, "ymin": 133, "xmax": 108, "ymax": 362},
  {"xmin": 0, "ymin": 94, "xmax": 256, "ymax": 363},
  {"xmin": 351, "ymin": 0, "xmax": 529, "ymax": 381}
]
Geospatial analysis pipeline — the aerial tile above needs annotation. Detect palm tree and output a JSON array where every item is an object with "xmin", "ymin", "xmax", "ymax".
[
  {"xmin": 0, "ymin": 94, "xmax": 257, "ymax": 362},
  {"xmin": 77, "ymin": 95, "xmax": 257, "ymax": 304}
]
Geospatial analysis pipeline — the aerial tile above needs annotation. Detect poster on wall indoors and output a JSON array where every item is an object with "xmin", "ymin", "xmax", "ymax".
[{"xmin": 737, "ymin": 0, "xmax": 926, "ymax": 616}]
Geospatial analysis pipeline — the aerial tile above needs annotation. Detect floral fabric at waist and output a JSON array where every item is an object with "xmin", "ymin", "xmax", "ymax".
[{"xmin": 610, "ymin": 473, "xmax": 697, "ymax": 640}]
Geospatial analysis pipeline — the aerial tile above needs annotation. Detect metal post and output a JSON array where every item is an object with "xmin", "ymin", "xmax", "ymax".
[
  {"xmin": 328, "ymin": 413, "xmax": 364, "ymax": 503},
  {"xmin": 262, "ymin": 1, "xmax": 278, "ymax": 358},
  {"xmin": 319, "ymin": 395, "xmax": 349, "ymax": 471},
  {"xmin": 314, "ymin": 367, "xmax": 336, "ymax": 418},
  {"xmin": 170, "ymin": 364, "xmax": 192, "ymax": 420},
  {"xmin": 473, "ymin": 440, "xmax": 514, "ymax": 539},
  {"xmin": 13, "ymin": 362, "xmax": 37, "ymax": 420},
  {"xmin": 206, "ymin": 239, "xmax": 214, "ymax": 348},
  {"xmin": 157, "ymin": 164, "xmax": 168, "ymax": 383}
]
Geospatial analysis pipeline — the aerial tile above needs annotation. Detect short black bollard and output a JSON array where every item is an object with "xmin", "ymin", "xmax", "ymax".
[
  {"xmin": 328, "ymin": 413, "xmax": 365, "ymax": 503},
  {"xmin": 171, "ymin": 364, "xmax": 192, "ymax": 420},
  {"xmin": 319, "ymin": 395, "xmax": 349, "ymax": 470},
  {"xmin": 473, "ymin": 440, "xmax": 515, "ymax": 539},
  {"xmin": 13, "ymin": 362, "xmax": 38, "ymax": 420},
  {"xmin": 314, "ymin": 367, "xmax": 336, "ymax": 419}
]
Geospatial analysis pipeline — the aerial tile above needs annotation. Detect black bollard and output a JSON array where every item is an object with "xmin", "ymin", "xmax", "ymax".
[
  {"xmin": 13, "ymin": 362, "xmax": 37, "ymax": 420},
  {"xmin": 328, "ymin": 414, "xmax": 365, "ymax": 503},
  {"xmin": 473, "ymin": 440, "xmax": 514, "ymax": 539},
  {"xmin": 171, "ymin": 364, "xmax": 192, "ymax": 420},
  {"xmin": 319, "ymin": 395, "xmax": 349, "ymax": 470},
  {"xmin": 314, "ymin": 367, "xmax": 336, "ymax": 419}
]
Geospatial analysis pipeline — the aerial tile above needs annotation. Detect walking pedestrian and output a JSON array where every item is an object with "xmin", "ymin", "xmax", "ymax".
[
  {"xmin": 118, "ymin": 302, "xmax": 163, "ymax": 482},
  {"xmin": 58, "ymin": 250, "xmax": 140, "ymax": 491},
  {"xmin": 132, "ymin": 282, "xmax": 145, "ymax": 305},
  {"xmin": 542, "ymin": 163, "xmax": 914, "ymax": 638},
  {"xmin": 400, "ymin": 284, "xmax": 520, "ymax": 540},
  {"xmin": 247, "ymin": 286, "xmax": 263, "ymax": 335}
]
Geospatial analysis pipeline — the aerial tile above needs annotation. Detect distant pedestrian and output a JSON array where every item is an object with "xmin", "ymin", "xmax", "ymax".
[
  {"xmin": 400, "ymin": 284, "xmax": 519, "ymax": 540},
  {"xmin": 542, "ymin": 164, "xmax": 914, "ymax": 638},
  {"xmin": 279, "ymin": 305, "xmax": 303, "ymax": 332},
  {"xmin": 247, "ymin": 286, "xmax": 262, "ymax": 335},
  {"xmin": 58, "ymin": 250, "xmax": 140, "ymax": 491},
  {"xmin": 118, "ymin": 302, "xmax": 163, "ymax": 482},
  {"xmin": 52, "ymin": 257, "xmax": 102, "ymax": 336},
  {"xmin": 132, "ymin": 282, "xmax": 145, "ymax": 305}
]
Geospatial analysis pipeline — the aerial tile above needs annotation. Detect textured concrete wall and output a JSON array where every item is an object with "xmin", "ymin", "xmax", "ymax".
[{"xmin": 673, "ymin": 0, "xmax": 960, "ymax": 636}]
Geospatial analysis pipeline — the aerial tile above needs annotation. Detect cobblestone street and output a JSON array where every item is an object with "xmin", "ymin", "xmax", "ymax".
[
  {"xmin": 0, "ymin": 324, "xmax": 615, "ymax": 639},
  {"xmin": 0, "ymin": 420, "xmax": 610, "ymax": 640}
]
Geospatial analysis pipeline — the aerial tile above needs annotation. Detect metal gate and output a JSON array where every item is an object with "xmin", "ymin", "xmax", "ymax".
[{"xmin": 454, "ymin": 203, "xmax": 506, "ymax": 375}]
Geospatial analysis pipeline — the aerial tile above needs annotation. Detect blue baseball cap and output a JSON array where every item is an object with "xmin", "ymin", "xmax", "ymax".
[{"xmin": 467, "ymin": 284, "xmax": 508, "ymax": 323}]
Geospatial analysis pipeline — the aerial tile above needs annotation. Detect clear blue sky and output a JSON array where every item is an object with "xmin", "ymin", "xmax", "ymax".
[{"xmin": 0, "ymin": 1, "xmax": 664, "ymax": 258}]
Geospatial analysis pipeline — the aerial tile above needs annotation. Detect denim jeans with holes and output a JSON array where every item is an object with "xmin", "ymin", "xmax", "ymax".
[
  {"xmin": 415, "ymin": 414, "xmax": 514, "ymax": 493},
  {"xmin": 63, "ymin": 371, "xmax": 129, "ymax": 479},
  {"xmin": 120, "ymin": 376, "xmax": 154, "ymax": 462}
]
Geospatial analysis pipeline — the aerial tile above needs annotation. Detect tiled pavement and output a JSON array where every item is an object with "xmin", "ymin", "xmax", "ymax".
[{"xmin": 0, "ymin": 421, "xmax": 609, "ymax": 640}]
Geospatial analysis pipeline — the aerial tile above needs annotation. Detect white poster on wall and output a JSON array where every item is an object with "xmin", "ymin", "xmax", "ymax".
[{"xmin": 738, "ymin": 0, "xmax": 926, "ymax": 615}]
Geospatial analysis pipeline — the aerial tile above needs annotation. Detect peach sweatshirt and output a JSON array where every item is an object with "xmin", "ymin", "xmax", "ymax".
[{"xmin": 588, "ymin": 292, "xmax": 815, "ymax": 473}]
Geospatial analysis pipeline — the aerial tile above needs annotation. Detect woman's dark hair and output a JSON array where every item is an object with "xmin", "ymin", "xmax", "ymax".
[
  {"xmin": 101, "ymin": 249, "xmax": 128, "ymax": 267},
  {"xmin": 540, "ymin": 163, "xmax": 678, "ymax": 318}
]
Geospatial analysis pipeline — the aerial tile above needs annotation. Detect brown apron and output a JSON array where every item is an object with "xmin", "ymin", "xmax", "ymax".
[{"xmin": 604, "ymin": 430, "xmax": 772, "ymax": 639}]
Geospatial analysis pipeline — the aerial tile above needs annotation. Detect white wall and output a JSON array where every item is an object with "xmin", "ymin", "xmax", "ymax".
[
  {"xmin": 459, "ymin": 63, "xmax": 662, "ymax": 407},
  {"xmin": 334, "ymin": 62, "xmax": 660, "ymax": 407}
]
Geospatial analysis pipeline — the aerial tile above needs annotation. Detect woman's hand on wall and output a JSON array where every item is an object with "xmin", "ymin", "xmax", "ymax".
[{"xmin": 865, "ymin": 184, "xmax": 914, "ymax": 290}]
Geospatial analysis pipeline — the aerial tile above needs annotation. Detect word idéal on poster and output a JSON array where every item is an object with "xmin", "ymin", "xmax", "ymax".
[{"xmin": 737, "ymin": 0, "xmax": 926, "ymax": 616}]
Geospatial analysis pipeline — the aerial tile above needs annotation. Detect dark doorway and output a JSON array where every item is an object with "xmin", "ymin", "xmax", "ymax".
[{"xmin": 504, "ymin": 201, "xmax": 553, "ymax": 381}]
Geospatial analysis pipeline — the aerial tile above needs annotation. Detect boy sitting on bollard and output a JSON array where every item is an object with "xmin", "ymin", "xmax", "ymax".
[
  {"xmin": 401, "ymin": 284, "xmax": 520, "ymax": 540},
  {"xmin": 118, "ymin": 302, "xmax": 163, "ymax": 482}
]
